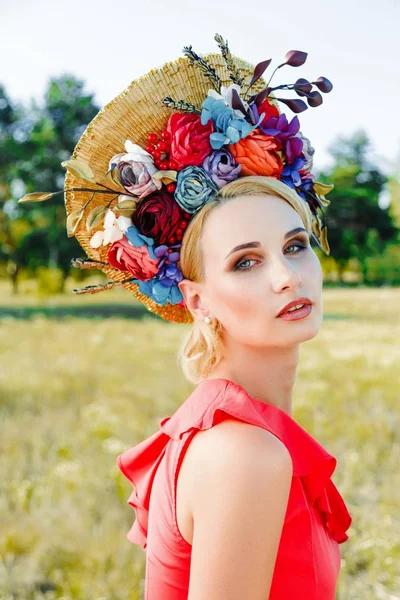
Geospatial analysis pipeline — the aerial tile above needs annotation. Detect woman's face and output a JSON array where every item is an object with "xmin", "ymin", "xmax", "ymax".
[{"xmin": 180, "ymin": 193, "xmax": 324, "ymax": 348}]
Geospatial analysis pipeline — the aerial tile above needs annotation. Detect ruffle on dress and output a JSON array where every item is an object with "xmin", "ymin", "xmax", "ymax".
[
  {"xmin": 117, "ymin": 428, "xmax": 170, "ymax": 550},
  {"xmin": 117, "ymin": 378, "xmax": 352, "ymax": 550}
]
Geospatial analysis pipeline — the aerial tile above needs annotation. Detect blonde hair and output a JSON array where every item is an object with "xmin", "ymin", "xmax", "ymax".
[{"xmin": 176, "ymin": 176, "xmax": 314, "ymax": 384}]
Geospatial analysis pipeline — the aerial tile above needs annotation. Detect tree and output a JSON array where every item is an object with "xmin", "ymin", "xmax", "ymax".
[
  {"xmin": 0, "ymin": 76, "xmax": 100, "ymax": 292},
  {"xmin": 0, "ymin": 85, "xmax": 29, "ymax": 292},
  {"xmin": 387, "ymin": 145, "xmax": 400, "ymax": 231},
  {"xmin": 316, "ymin": 130, "xmax": 399, "ymax": 282}
]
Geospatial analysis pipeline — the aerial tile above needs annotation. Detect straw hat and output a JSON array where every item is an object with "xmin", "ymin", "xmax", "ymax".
[{"xmin": 18, "ymin": 34, "xmax": 334, "ymax": 324}]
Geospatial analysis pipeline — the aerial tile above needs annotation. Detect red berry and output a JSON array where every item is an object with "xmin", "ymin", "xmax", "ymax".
[
  {"xmin": 168, "ymin": 235, "xmax": 176, "ymax": 244},
  {"xmin": 166, "ymin": 183, "xmax": 176, "ymax": 193},
  {"xmin": 160, "ymin": 130, "xmax": 171, "ymax": 141},
  {"xmin": 176, "ymin": 228, "xmax": 184, "ymax": 237},
  {"xmin": 159, "ymin": 160, "xmax": 170, "ymax": 171},
  {"xmin": 179, "ymin": 219, "xmax": 187, "ymax": 228},
  {"xmin": 145, "ymin": 144, "xmax": 155, "ymax": 154},
  {"xmin": 156, "ymin": 140, "xmax": 169, "ymax": 152},
  {"xmin": 153, "ymin": 149, "xmax": 161, "ymax": 160},
  {"xmin": 147, "ymin": 132, "xmax": 158, "ymax": 144},
  {"xmin": 154, "ymin": 159, "xmax": 162, "ymax": 169},
  {"xmin": 168, "ymin": 160, "xmax": 178, "ymax": 170}
]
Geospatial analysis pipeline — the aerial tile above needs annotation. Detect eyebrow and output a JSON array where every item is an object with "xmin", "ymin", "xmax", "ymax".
[{"xmin": 224, "ymin": 227, "xmax": 308, "ymax": 260}]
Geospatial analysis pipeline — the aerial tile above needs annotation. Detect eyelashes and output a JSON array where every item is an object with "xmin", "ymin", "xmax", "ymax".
[{"xmin": 233, "ymin": 242, "xmax": 308, "ymax": 272}]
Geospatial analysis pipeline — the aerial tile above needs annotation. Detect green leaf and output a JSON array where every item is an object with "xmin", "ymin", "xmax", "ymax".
[
  {"xmin": 98, "ymin": 167, "xmax": 126, "ymax": 192},
  {"xmin": 114, "ymin": 196, "xmax": 137, "ymax": 218},
  {"xmin": 86, "ymin": 205, "xmax": 107, "ymax": 232},
  {"xmin": 116, "ymin": 198, "xmax": 138, "ymax": 210},
  {"xmin": 153, "ymin": 170, "xmax": 177, "ymax": 185},
  {"xmin": 61, "ymin": 158, "xmax": 95, "ymax": 181},
  {"xmin": 66, "ymin": 209, "xmax": 85, "ymax": 237},
  {"xmin": 18, "ymin": 191, "xmax": 56, "ymax": 203},
  {"xmin": 314, "ymin": 181, "xmax": 334, "ymax": 205}
]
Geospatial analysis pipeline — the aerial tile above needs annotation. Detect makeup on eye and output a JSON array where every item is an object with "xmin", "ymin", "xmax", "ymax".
[
  {"xmin": 232, "ymin": 239, "xmax": 309, "ymax": 272},
  {"xmin": 224, "ymin": 227, "xmax": 309, "ymax": 261}
]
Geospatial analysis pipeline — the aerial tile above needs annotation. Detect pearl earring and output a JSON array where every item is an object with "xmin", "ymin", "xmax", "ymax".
[{"xmin": 204, "ymin": 315, "xmax": 212, "ymax": 324}]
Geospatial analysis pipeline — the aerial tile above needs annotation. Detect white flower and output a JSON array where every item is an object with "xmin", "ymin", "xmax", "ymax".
[
  {"xmin": 108, "ymin": 140, "xmax": 157, "ymax": 175},
  {"xmin": 207, "ymin": 84, "xmax": 250, "ymax": 117},
  {"xmin": 89, "ymin": 209, "xmax": 132, "ymax": 248},
  {"xmin": 107, "ymin": 140, "xmax": 162, "ymax": 199}
]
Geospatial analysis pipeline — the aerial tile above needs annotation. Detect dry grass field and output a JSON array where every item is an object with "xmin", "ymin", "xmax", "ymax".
[{"xmin": 1, "ymin": 281, "xmax": 399, "ymax": 599}]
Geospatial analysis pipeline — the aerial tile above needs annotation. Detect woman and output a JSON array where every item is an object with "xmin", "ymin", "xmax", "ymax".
[
  {"xmin": 19, "ymin": 33, "xmax": 352, "ymax": 600},
  {"xmin": 118, "ymin": 177, "xmax": 352, "ymax": 600}
]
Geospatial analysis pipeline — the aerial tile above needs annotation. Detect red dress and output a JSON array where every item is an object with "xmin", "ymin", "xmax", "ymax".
[{"xmin": 117, "ymin": 378, "xmax": 352, "ymax": 600}]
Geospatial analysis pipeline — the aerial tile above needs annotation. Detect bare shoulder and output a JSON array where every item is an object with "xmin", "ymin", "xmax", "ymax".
[
  {"xmin": 187, "ymin": 416, "xmax": 293, "ymax": 478},
  {"xmin": 185, "ymin": 418, "xmax": 293, "ymax": 600}
]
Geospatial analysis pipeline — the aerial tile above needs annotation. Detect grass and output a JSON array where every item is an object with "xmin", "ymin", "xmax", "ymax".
[{"xmin": 1, "ymin": 280, "xmax": 399, "ymax": 599}]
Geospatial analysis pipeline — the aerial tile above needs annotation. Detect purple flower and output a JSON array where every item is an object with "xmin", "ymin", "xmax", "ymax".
[
  {"xmin": 260, "ymin": 114, "xmax": 301, "ymax": 144},
  {"xmin": 285, "ymin": 136, "xmax": 304, "ymax": 164},
  {"xmin": 202, "ymin": 149, "xmax": 241, "ymax": 189},
  {"xmin": 260, "ymin": 113, "xmax": 304, "ymax": 165},
  {"xmin": 153, "ymin": 244, "xmax": 183, "ymax": 287}
]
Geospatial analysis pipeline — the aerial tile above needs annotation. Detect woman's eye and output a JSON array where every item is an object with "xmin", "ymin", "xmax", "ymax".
[
  {"xmin": 285, "ymin": 242, "xmax": 307, "ymax": 255},
  {"xmin": 233, "ymin": 258, "xmax": 258, "ymax": 271},
  {"xmin": 233, "ymin": 242, "xmax": 308, "ymax": 272}
]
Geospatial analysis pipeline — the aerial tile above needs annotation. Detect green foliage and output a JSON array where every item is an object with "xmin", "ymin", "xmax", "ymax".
[
  {"xmin": 316, "ymin": 129, "xmax": 399, "ymax": 281},
  {"xmin": 364, "ymin": 244, "xmax": 400, "ymax": 285},
  {"xmin": 36, "ymin": 267, "xmax": 65, "ymax": 295},
  {"xmin": 0, "ymin": 77, "xmax": 100, "ymax": 292},
  {"xmin": 387, "ymin": 174, "xmax": 400, "ymax": 229}
]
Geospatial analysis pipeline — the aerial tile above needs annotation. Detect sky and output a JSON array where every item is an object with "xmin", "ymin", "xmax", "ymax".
[{"xmin": 1, "ymin": 0, "xmax": 399, "ymax": 181}]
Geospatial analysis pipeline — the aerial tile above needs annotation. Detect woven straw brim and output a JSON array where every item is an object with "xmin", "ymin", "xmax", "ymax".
[{"xmin": 64, "ymin": 52, "xmax": 269, "ymax": 323}]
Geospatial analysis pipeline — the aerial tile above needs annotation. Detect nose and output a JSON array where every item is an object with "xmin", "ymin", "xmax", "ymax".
[{"xmin": 270, "ymin": 256, "xmax": 301, "ymax": 292}]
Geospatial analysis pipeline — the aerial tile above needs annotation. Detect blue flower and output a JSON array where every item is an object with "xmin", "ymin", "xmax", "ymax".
[
  {"xmin": 174, "ymin": 166, "xmax": 218, "ymax": 214},
  {"xmin": 201, "ymin": 97, "xmax": 261, "ymax": 150},
  {"xmin": 296, "ymin": 177, "xmax": 314, "ymax": 201},
  {"xmin": 124, "ymin": 225, "xmax": 158, "ymax": 259},
  {"xmin": 131, "ymin": 277, "xmax": 183, "ymax": 306},
  {"xmin": 129, "ymin": 242, "xmax": 184, "ymax": 305},
  {"xmin": 153, "ymin": 244, "xmax": 183, "ymax": 288},
  {"xmin": 281, "ymin": 156, "xmax": 307, "ymax": 189}
]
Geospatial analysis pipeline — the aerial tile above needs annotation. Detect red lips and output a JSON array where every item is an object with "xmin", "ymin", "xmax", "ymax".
[{"xmin": 276, "ymin": 297, "xmax": 312, "ymax": 317}]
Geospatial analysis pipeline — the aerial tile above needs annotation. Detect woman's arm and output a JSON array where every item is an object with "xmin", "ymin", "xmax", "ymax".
[{"xmin": 187, "ymin": 419, "xmax": 293, "ymax": 600}]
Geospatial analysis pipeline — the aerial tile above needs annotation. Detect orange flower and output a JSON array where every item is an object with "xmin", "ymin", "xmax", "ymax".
[{"xmin": 230, "ymin": 131, "xmax": 284, "ymax": 177}]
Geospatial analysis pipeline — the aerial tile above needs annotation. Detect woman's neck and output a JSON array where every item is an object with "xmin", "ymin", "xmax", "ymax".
[{"xmin": 206, "ymin": 345, "xmax": 299, "ymax": 416}]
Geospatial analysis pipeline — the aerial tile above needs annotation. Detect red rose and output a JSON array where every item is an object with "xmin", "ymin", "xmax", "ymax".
[
  {"xmin": 108, "ymin": 237, "xmax": 159, "ymax": 281},
  {"xmin": 167, "ymin": 112, "xmax": 214, "ymax": 171},
  {"xmin": 257, "ymin": 99, "xmax": 280, "ymax": 126},
  {"xmin": 131, "ymin": 191, "xmax": 186, "ymax": 246}
]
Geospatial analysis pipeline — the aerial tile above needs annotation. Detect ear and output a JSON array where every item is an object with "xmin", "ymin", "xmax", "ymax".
[{"xmin": 178, "ymin": 279, "xmax": 210, "ymax": 322}]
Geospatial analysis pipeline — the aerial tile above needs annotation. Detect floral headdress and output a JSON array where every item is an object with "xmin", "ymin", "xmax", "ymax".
[{"xmin": 19, "ymin": 33, "xmax": 334, "ymax": 323}]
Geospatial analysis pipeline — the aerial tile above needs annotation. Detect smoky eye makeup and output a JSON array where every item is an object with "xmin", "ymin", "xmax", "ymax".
[
  {"xmin": 293, "ymin": 232, "xmax": 311, "ymax": 246},
  {"xmin": 230, "ymin": 234, "xmax": 311, "ymax": 271}
]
